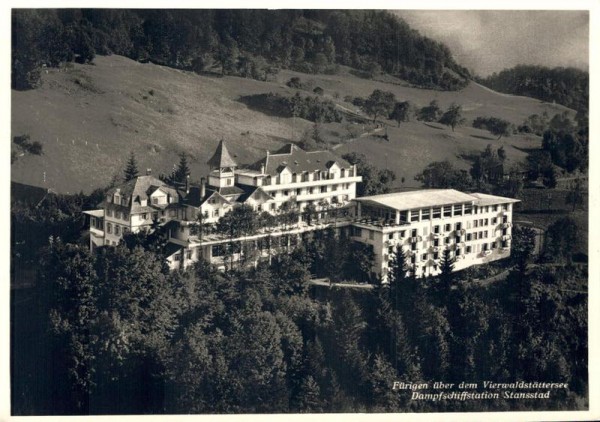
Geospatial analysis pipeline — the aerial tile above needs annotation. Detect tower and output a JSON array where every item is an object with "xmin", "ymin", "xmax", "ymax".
[{"xmin": 207, "ymin": 140, "xmax": 237, "ymax": 188}]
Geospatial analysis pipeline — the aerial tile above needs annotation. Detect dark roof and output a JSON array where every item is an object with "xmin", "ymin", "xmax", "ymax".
[
  {"xmin": 102, "ymin": 176, "xmax": 179, "ymax": 214},
  {"xmin": 183, "ymin": 187, "xmax": 230, "ymax": 208},
  {"xmin": 237, "ymin": 185, "xmax": 273, "ymax": 203},
  {"xmin": 164, "ymin": 242, "xmax": 184, "ymax": 258},
  {"xmin": 207, "ymin": 140, "xmax": 237, "ymax": 169},
  {"xmin": 11, "ymin": 181, "xmax": 53, "ymax": 206},
  {"xmin": 250, "ymin": 143, "xmax": 352, "ymax": 176},
  {"xmin": 214, "ymin": 185, "xmax": 244, "ymax": 197}
]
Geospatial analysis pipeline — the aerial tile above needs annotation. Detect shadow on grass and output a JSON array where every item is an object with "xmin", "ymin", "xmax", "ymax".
[
  {"xmin": 238, "ymin": 94, "xmax": 290, "ymax": 119},
  {"xmin": 512, "ymin": 145, "xmax": 542, "ymax": 154},
  {"xmin": 470, "ymin": 134, "xmax": 496, "ymax": 141},
  {"xmin": 422, "ymin": 122, "xmax": 445, "ymax": 130}
]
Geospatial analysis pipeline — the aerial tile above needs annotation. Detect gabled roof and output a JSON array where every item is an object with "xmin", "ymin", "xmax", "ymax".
[
  {"xmin": 250, "ymin": 143, "xmax": 352, "ymax": 176},
  {"xmin": 101, "ymin": 175, "xmax": 178, "ymax": 213},
  {"xmin": 184, "ymin": 187, "xmax": 230, "ymax": 208},
  {"xmin": 237, "ymin": 185, "xmax": 273, "ymax": 203},
  {"xmin": 207, "ymin": 140, "xmax": 237, "ymax": 169},
  {"xmin": 165, "ymin": 242, "xmax": 184, "ymax": 258},
  {"xmin": 11, "ymin": 181, "xmax": 53, "ymax": 207}
]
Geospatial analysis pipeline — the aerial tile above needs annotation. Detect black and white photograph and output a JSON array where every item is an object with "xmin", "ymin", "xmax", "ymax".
[{"xmin": 6, "ymin": 3, "xmax": 597, "ymax": 420}]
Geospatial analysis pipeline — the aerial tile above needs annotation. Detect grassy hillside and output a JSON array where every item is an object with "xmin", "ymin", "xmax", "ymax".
[{"xmin": 11, "ymin": 55, "xmax": 574, "ymax": 194}]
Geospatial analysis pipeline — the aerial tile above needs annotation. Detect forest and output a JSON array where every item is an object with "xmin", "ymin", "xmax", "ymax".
[
  {"xmin": 477, "ymin": 65, "xmax": 589, "ymax": 112},
  {"xmin": 11, "ymin": 183, "xmax": 588, "ymax": 415},
  {"xmin": 12, "ymin": 9, "xmax": 470, "ymax": 91}
]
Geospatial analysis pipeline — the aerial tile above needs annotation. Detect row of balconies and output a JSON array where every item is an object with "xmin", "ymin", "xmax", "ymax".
[
  {"xmin": 261, "ymin": 176, "xmax": 361, "ymax": 191},
  {"xmin": 261, "ymin": 171, "xmax": 357, "ymax": 186}
]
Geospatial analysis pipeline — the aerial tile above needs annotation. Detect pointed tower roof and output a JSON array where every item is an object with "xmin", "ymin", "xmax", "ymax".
[{"xmin": 207, "ymin": 140, "xmax": 237, "ymax": 169}]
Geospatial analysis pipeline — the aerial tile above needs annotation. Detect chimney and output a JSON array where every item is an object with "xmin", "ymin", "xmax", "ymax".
[
  {"xmin": 186, "ymin": 175, "xmax": 190, "ymax": 194},
  {"xmin": 260, "ymin": 163, "xmax": 265, "ymax": 174},
  {"xmin": 200, "ymin": 177, "xmax": 206, "ymax": 198},
  {"xmin": 146, "ymin": 168, "xmax": 152, "ymax": 176}
]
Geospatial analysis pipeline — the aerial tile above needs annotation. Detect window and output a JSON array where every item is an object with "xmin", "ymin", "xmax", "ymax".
[
  {"xmin": 410, "ymin": 211, "xmax": 419, "ymax": 222},
  {"xmin": 332, "ymin": 185, "xmax": 338, "ymax": 191},
  {"xmin": 115, "ymin": 225, "xmax": 120, "ymax": 235},
  {"xmin": 433, "ymin": 207, "xmax": 441, "ymax": 218},
  {"xmin": 283, "ymin": 190, "xmax": 289, "ymax": 196},
  {"xmin": 212, "ymin": 245, "xmax": 224, "ymax": 257},
  {"xmin": 445, "ymin": 224, "xmax": 452, "ymax": 232},
  {"xmin": 411, "ymin": 243, "xmax": 417, "ymax": 251},
  {"xmin": 466, "ymin": 233, "xmax": 472, "ymax": 241},
  {"xmin": 388, "ymin": 233, "xmax": 394, "ymax": 240},
  {"xmin": 456, "ymin": 249, "xmax": 461, "ymax": 256},
  {"xmin": 106, "ymin": 222, "xmax": 112, "ymax": 234},
  {"xmin": 213, "ymin": 210, "xmax": 219, "ymax": 217},
  {"xmin": 445, "ymin": 237, "xmax": 450, "ymax": 244},
  {"xmin": 493, "ymin": 205, "xmax": 498, "ymax": 212},
  {"xmin": 186, "ymin": 250, "xmax": 192, "ymax": 260},
  {"xmin": 400, "ymin": 230, "xmax": 406, "ymax": 238},
  {"xmin": 421, "ymin": 253, "xmax": 427, "ymax": 261},
  {"xmin": 422, "ymin": 209, "xmax": 430, "ymax": 220},
  {"xmin": 464, "ymin": 204, "xmax": 473, "ymax": 215},
  {"xmin": 434, "ymin": 252, "xmax": 439, "ymax": 260},
  {"xmin": 411, "ymin": 229, "xmax": 417, "ymax": 237},
  {"xmin": 271, "ymin": 203, "xmax": 276, "ymax": 211},
  {"xmin": 492, "ymin": 217, "xmax": 497, "ymax": 224},
  {"xmin": 453, "ymin": 204, "xmax": 463, "ymax": 216},
  {"xmin": 434, "ymin": 238, "xmax": 439, "ymax": 247},
  {"xmin": 296, "ymin": 188, "xmax": 302, "ymax": 196},
  {"xmin": 353, "ymin": 227, "xmax": 362, "ymax": 237},
  {"xmin": 443, "ymin": 206, "xmax": 452, "ymax": 217},
  {"xmin": 320, "ymin": 186, "xmax": 327, "ymax": 193},
  {"xmin": 466, "ymin": 246, "xmax": 472, "ymax": 253},
  {"xmin": 142, "ymin": 213, "xmax": 148, "ymax": 220},
  {"xmin": 400, "ymin": 211, "xmax": 408, "ymax": 223},
  {"xmin": 389, "ymin": 246, "xmax": 394, "ymax": 254},
  {"xmin": 107, "ymin": 209, "xmax": 113, "ymax": 217},
  {"xmin": 152, "ymin": 197, "xmax": 158, "ymax": 205},
  {"xmin": 455, "ymin": 222, "xmax": 462, "ymax": 230},
  {"xmin": 434, "ymin": 225, "xmax": 440, "ymax": 234},
  {"xmin": 474, "ymin": 220, "xmax": 479, "ymax": 228},
  {"xmin": 411, "ymin": 256, "xmax": 416, "ymax": 264}
]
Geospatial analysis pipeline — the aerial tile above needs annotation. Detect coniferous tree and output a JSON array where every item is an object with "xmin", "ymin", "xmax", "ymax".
[
  {"xmin": 123, "ymin": 151, "xmax": 139, "ymax": 181},
  {"xmin": 432, "ymin": 247, "xmax": 456, "ymax": 305},
  {"xmin": 388, "ymin": 245, "xmax": 409, "ymax": 311},
  {"xmin": 173, "ymin": 152, "xmax": 191, "ymax": 184},
  {"xmin": 294, "ymin": 375, "xmax": 322, "ymax": 412}
]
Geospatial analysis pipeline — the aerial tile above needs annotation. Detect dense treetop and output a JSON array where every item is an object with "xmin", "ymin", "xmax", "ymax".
[
  {"xmin": 12, "ymin": 9, "xmax": 470, "ymax": 91},
  {"xmin": 477, "ymin": 65, "xmax": 588, "ymax": 112}
]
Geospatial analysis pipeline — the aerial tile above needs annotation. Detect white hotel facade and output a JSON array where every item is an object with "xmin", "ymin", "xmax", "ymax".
[{"xmin": 84, "ymin": 140, "xmax": 518, "ymax": 282}]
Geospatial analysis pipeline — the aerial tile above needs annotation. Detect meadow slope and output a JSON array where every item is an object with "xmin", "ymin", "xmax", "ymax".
[{"xmin": 11, "ymin": 55, "xmax": 574, "ymax": 193}]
